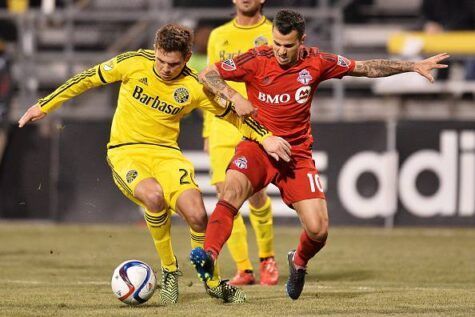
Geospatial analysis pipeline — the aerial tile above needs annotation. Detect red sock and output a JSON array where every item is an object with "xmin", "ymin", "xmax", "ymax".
[
  {"xmin": 294, "ymin": 230, "xmax": 327, "ymax": 268},
  {"xmin": 204, "ymin": 200, "xmax": 238, "ymax": 258}
]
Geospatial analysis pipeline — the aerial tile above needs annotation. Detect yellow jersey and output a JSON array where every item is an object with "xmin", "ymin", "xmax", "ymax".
[
  {"xmin": 38, "ymin": 49, "xmax": 270, "ymax": 150},
  {"xmin": 203, "ymin": 16, "xmax": 273, "ymax": 138}
]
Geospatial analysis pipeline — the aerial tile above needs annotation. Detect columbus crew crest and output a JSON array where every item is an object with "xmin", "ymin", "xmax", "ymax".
[
  {"xmin": 173, "ymin": 87, "xmax": 190, "ymax": 104},
  {"xmin": 254, "ymin": 36, "xmax": 268, "ymax": 47},
  {"xmin": 126, "ymin": 170, "xmax": 138, "ymax": 183}
]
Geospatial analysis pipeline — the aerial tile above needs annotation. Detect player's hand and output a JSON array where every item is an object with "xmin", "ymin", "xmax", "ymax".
[
  {"xmin": 203, "ymin": 137, "xmax": 209, "ymax": 154},
  {"xmin": 414, "ymin": 53, "xmax": 450, "ymax": 83},
  {"xmin": 232, "ymin": 94, "xmax": 257, "ymax": 117},
  {"xmin": 18, "ymin": 104, "xmax": 47, "ymax": 128},
  {"xmin": 262, "ymin": 136, "xmax": 292, "ymax": 162}
]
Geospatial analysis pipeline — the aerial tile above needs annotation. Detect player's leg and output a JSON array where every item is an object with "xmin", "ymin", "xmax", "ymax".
[
  {"xmin": 276, "ymin": 155, "xmax": 327, "ymax": 300},
  {"xmin": 191, "ymin": 141, "xmax": 275, "ymax": 281},
  {"xmin": 174, "ymin": 188, "xmax": 220, "ymax": 288},
  {"xmin": 286, "ymin": 198, "xmax": 329, "ymax": 299},
  {"xmin": 209, "ymin": 132, "xmax": 255, "ymax": 285},
  {"xmin": 134, "ymin": 178, "xmax": 178, "ymax": 270},
  {"xmin": 134, "ymin": 178, "xmax": 182, "ymax": 305},
  {"xmin": 216, "ymin": 182, "xmax": 255, "ymax": 286},
  {"xmin": 107, "ymin": 149, "xmax": 180, "ymax": 305},
  {"xmin": 247, "ymin": 188, "xmax": 278, "ymax": 285},
  {"xmin": 205, "ymin": 170, "xmax": 254, "ymax": 259},
  {"xmin": 175, "ymin": 187, "xmax": 246, "ymax": 303}
]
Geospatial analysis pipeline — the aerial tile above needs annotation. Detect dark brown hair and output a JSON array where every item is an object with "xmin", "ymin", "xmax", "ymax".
[
  {"xmin": 273, "ymin": 9, "xmax": 306, "ymax": 39},
  {"xmin": 154, "ymin": 24, "xmax": 194, "ymax": 57}
]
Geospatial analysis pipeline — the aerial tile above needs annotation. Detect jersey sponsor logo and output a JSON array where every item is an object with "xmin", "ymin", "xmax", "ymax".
[
  {"xmin": 139, "ymin": 77, "xmax": 148, "ymax": 85},
  {"xmin": 254, "ymin": 36, "xmax": 268, "ymax": 47},
  {"xmin": 126, "ymin": 170, "xmax": 138, "ymax": 183},
  {"xmin": 173, "ymin": 87, "xmax": 190, "ymax": 104},
  {"xmin": 234, "ymin": 156, "xmax": 248, "ymax": 169},
  {"xmin": 295, "ymin": 86, "xmax": 311, "ymax": 104},
  {"xmin": 337, "ymin": 55, "xmax": 350, "ymax": 68},
  {"xmin": 221, "ymin": 59, "xmax": 236, "ymax": 71},
  {"xmin": 297, "ymin": 69, "xmax": 312, "ymax": 85},
  {"xmin": 258, "ymin": 91, "xmax": 291, "ymax": 104},
  {"xmin": 132, "ymin": 85, "xmax": 184, "ymax": 115},
  {"xmin": 103, "ymin": 62, "xmax": 114, "ymax": 71}
]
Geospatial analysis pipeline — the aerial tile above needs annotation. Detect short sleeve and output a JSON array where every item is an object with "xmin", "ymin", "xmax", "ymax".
[
  {"xmin": 318, "ymin": 52, "xmax": 355, "ymax": 81},
  {"xmin": 215, "ymin": 48, "xmax": 258, "ymax": 82}
]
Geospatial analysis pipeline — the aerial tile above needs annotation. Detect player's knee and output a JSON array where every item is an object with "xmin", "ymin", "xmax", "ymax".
[
  {"xmin": 141, "ymin": 191, "xmax": 166, "ymax": 212},
  {"xmin": 306, "ymin": 219, "xmax": 329, "ymax": 242},
  {"xmin": 221, "ymin": 184, "xmax": 247, "ymax": 206},
  {"xmin": 248, "ymin": 189, "xmax": 268, "ymax": 208},
  {"xmin": 187, "ymin": 213, "xmax": 207, "ymax": 233}
]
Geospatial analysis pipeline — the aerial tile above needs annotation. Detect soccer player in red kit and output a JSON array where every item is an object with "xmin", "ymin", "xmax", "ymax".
[{"xmin": 190, "ymin": 9, "xmax": 449, "ymax": 300}]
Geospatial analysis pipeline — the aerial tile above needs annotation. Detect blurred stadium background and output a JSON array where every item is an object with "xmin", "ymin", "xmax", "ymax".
[
  {"xmin": 1, "ymin": 0, "xmax": 474, "ymax": 226},
  {"xmin": 0, "ymin": 1, "xmax": 474, "ymax": 316}
]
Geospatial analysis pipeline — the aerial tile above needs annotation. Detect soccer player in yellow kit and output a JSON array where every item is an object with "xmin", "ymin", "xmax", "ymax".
[
  {"xmin": 203, "ymin": 0, "xmax": 278, "ymax": 286},
  {"xmin": 18, "ymin": 24, "xmax": 291, "ymax": 304}
]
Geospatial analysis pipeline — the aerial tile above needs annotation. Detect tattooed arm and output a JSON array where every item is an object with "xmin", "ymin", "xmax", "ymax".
[
  {"xmin": 350, "ymin": 53, "xmax": 450, "ymax": 83},
  {"xmin": 198, "ymin": 64, "xmax": 256, "ymax": 116}
]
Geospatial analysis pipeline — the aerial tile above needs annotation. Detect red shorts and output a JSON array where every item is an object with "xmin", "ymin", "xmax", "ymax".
[{"xmin": 228, "ymin": 140, "xmax": 325, "ymax": 207}]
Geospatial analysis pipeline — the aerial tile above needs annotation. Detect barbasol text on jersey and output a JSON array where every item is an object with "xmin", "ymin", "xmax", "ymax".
[{"xmin": 133, "ymin": 86, "xmax": 184, "ymax": 115}]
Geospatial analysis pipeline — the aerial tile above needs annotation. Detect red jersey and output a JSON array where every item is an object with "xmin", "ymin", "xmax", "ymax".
[{"xmin": 216, "ymin": 45, "xmax": 355, "ymax": 147}]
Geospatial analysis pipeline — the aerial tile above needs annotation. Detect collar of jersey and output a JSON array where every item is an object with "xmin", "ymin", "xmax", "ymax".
[{"xmin": 232, "ymin": 16, "xmax": 267, "ymax": 29}]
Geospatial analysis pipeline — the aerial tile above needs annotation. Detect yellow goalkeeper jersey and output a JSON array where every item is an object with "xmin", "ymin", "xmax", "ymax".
[
  {"xmin": 38, "ymin": 49, "xmax": 269, "ymax": 150},
  {"xmin": 203, "ymin": 16, "xmax": 273, "ymax": 138}
]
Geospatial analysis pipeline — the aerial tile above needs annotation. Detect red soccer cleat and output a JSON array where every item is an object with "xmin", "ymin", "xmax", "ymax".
[
  {"xmin": 229, "ymin": 270, "xmax": 256, "ymax": 286},
  {"xmin": 259, "ymin": 257, "xmax": 279, "ymax": 285}
]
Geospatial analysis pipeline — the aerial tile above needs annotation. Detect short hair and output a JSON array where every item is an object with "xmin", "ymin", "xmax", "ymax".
[
  {"xmin": 273, "ymin": 9, "xmax": 306, "ymax": 39},
  {"xmin": 154, "ymin": 24, "xmax": 194, "ymax": 57}
]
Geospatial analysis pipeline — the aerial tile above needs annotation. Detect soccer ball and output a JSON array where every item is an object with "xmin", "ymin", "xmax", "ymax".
[{"xmin": 111, "ymin": 260, "xmax": 157, "ymax": 305}]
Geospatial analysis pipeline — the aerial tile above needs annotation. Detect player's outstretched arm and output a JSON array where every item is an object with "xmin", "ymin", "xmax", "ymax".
[
  {"xmin": 350, "ymin": 53, "xmax": 450, "ymax": 82},
  {"xmin": 18, "ymin": 104, "xmax": 46, "ymax": 128},
  {"xmin": 199, "ymin": 64, "xmax": 256, "ymax": 116}
]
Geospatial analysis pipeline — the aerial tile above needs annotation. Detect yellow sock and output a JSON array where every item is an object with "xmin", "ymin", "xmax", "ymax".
[
  {"xmin": 144, "ymin": 208, "xmax": 177, "ymax": 271},
  {"xmin": 249, "ymin": 197, "xmax": 274, "ymax": 259},
  {"xmin": 189, "ymin": 229, "xmax": 221, "ymax": 288},
  {"xmin": 226, "ymin": 213, "xmax": 253, "ymax": 272}
]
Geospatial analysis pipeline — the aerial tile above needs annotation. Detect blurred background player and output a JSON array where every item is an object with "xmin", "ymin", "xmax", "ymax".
[
  {"xmin": 420, "ymin": 0, "xmax": 475, "ymax": 80},
  {"xmin": 203, "ymin": 0, "xmax": 278, "ymax": 286},
  {"xmin": 191, "ymin": 9, "xmax": 449, "ymax": 300},
  {"xmin": 17, "ymin": 23, "xmax": 290, "ymax": 304}
]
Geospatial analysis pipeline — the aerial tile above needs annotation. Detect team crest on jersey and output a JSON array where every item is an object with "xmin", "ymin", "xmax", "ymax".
[
  {"xmin": 254, "ymin": 36, "xmax": 268, "ymax": 47},
  {"xmin": 297, "ymin": 69, "xmax": 312, "ymax": 85},
  {"xmin": 295, "ymin": 86, "xmax": 311, "ymax": 104},
  {"xmin": 103, "ymin": 62, "xmax": 114, "ymax": 71},
  {"xmin": 126, "ymin": 170, "xmax": 138, "ymax": 183},
  {"xmin": 337, "ymin": 55, "xmax": 350, "ymax": 68},
  {"xmin": 173, "ymin": 87, "xmax": 190, "ymax": 104},
  {"xmin": 221, "ymin": 59, "xmax": 236, "ymax": 71},
  {"xmin": 234, "ymin": 156, "xmax": 248, "ymax": 169}
]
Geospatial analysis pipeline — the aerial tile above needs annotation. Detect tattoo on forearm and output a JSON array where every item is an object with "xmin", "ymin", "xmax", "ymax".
[
  {"xmin": 201, "ymin": 70, "xmax": 236, "ymax": 101},
  {"xmin": 354, "ymin": 60, "xmax": 415, "ymax": 78}
]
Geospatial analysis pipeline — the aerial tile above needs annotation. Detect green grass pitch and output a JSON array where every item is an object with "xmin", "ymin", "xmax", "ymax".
[{"xmin": 0, "ymin": 222, "xmax": 474, "ymax": 316}]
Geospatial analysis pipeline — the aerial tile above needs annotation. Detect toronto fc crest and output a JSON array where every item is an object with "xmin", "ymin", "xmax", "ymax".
[
  {"xmin": 297, "ymin": 69, "xmax": 312, "ymax": 85},
  {"xmin": 234, "ymin": 156, "xmax": 248, "ymax": 169}
]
